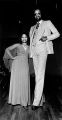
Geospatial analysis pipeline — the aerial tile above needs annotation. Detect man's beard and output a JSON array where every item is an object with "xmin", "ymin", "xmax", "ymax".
[{"xmin": 35, "ymin": 16, "xmax": 41, "ymax": 22}]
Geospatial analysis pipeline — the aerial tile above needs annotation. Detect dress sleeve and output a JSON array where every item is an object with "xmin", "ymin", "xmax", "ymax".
[
  {"xmin": 3, "ymin": 50, "xmax": 12, "ymax": 71},
  {"xmin": 3, "ymin": 45, "xmax": 20, "ymax": 71},
  {"xmin": 9, "ymin": 47, "xmax": 18, "ymax": 57}
]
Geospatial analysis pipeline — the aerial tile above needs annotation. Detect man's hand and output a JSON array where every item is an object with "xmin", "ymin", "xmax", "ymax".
[{"xmin": 39, "ymin": 36, "xmax": 47, "ymax": 42}]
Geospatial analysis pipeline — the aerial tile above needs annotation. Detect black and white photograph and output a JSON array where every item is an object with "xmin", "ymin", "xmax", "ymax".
[{"xmin": 0, "ymin": 0, "xmax": 62, "ymax": 119}]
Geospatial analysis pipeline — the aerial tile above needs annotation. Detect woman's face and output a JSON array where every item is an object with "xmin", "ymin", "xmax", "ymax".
[{"xmin": 21, "ymin": 34, "xmax": 27, "ymax": 43}]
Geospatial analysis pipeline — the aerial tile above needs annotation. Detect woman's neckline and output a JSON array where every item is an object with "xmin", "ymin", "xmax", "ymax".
[{"xmin": 22, "ymin": 44, "xmax": 28, "ymax": 51}]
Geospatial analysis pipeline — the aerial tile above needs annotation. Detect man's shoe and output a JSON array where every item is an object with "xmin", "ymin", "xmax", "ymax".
[{"xmin": 31, "ymin": 105, "xmax": 39, "ymax": 111}]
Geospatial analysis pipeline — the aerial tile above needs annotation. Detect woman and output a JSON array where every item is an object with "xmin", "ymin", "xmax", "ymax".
[{"xmin": 3, "ymin": 34, "xmax": 30, "ymax": 107}]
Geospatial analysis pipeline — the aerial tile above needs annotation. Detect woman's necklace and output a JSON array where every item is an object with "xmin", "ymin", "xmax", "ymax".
[{"xmin": 22, "ymin": 44, "xmax": 27, "ymax": 51}]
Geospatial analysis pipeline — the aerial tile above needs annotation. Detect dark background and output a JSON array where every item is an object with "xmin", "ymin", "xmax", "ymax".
[
  {"xmin": 0, "ymin": 0, "xmax": 62, "ymax": 110},
  {"xmin": 0, "ymin": 0, "xmax": 62, "ymax": 75}
]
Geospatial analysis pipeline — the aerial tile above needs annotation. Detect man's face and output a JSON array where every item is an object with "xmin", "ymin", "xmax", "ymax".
[{"xmin": 34, "ymin": 9, "xmax": 41, "ymax": 20}]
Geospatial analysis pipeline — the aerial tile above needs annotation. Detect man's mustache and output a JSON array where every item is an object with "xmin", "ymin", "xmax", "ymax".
[{"xmin": 35, "ymin": 15, "xmax": 41, "ymax": 18}]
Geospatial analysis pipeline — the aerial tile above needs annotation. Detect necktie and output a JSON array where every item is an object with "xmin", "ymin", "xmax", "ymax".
[{"xmin": 36, "ymin": 22, "xmax": 40, "ymax": 29}]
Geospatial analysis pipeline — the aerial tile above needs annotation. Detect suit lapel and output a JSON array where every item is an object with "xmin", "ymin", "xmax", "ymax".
[
  {"xmin": 36, "ymin": 21, "xmax": 45, "ymax": 41},
  {"xmin": 31, "ymin": 21, "xmax": 45, "ymax": 44}
]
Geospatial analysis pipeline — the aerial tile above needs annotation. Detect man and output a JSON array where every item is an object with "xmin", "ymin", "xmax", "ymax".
[{"xmin": 29, "ymin": 9, "xmax": 60, "ymax": 107}]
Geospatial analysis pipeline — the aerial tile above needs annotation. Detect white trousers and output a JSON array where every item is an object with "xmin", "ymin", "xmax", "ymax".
[{"xmin": 32, "ymin": 50, "xmax": 48, "ymax": 106}]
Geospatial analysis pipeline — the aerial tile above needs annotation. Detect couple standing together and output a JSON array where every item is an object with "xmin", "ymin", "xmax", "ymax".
[{"xmin": 3, "ymin": 9, "xmax": 60, "ymax": 108}]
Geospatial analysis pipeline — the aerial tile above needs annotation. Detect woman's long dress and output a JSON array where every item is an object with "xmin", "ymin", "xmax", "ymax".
[{"xmin": 8, "ymin": 45, "xmax": 30, "ymax": 106}]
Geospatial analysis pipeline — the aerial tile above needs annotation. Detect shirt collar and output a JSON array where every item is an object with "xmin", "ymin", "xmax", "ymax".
[{"xmin": 38, "ymin": 20, "xmax": 43, "ymax": 24}]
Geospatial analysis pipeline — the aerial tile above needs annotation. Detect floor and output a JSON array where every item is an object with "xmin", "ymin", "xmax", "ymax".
[
  {"xmin": 0, "ymin": 72, "xmax": 62, "ymax": 119},
  {"xmin": 0, "ymin": 102, "xmax": 58, "ymax": 120}
]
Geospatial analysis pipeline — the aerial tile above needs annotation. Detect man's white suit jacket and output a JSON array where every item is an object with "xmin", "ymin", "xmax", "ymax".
[{"xmin": 29, "ymin": 20, "xmax": 59, "ymax": 57}]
